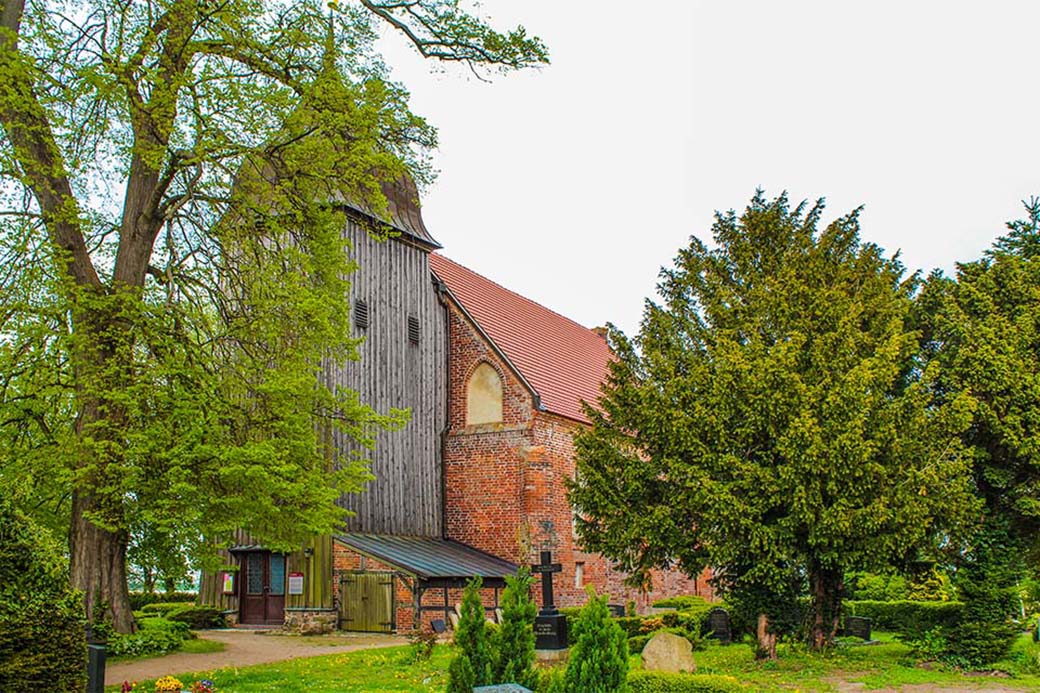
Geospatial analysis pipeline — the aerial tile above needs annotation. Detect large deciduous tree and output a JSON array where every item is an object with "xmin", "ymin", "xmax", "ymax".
[
  {"xmin": 569, "ymin": 191, "xmax": 977, "ymax": 655},
  {"xmin": 0, "ymin": 0, "xmax": 546, "ymax": 632}
]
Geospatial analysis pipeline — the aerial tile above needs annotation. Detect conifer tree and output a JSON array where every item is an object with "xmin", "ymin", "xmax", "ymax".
[
  {"xmin": 564, "ymin": 588, "xmax": 629, "ymax": 693},
  {"xmin": 449, "ymin": 576, "xmax": 492, "ymax": 689},
  {"xmin": 492, "ymin": 567, "xmax": 537, "ymax": 687},
  {"xmin": 570, "ymin": 191, "xmax": 978, "ymax": 653}
]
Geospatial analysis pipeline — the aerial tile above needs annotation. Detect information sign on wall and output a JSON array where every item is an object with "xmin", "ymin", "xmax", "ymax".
[{"xmin": 288, "ymin": 572, "xmax": 304, "ymax": 595}]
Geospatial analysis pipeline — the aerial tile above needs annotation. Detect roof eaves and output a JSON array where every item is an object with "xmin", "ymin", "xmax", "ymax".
[{"xmin": 435, "ymin": 280, "xmax": 544, "ymax": 412}]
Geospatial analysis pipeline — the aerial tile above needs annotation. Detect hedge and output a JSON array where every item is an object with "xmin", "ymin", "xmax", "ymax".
[
  {"xmin": 128, "ymin": 592, "xmax": 197, "ymax": 610},
  {"xmin": 142, "ymin": 601, "xmax": 196, "ymax": 616},
  {"xmin": 651, "ymin": 596, "xmax": 709, "ymax": 610},
  {"xmin": 844, "ymin": 600, "xmax": 964, "ymax": 635},
  {"xmin": 627, "ymin": 670, "xmax": 744, "ymax": 692},
  {"xmin": 0, "ymin": 496, "xmax": 86, "ymax": 692},
  {"xmin": 167, "ymin": 605, "xmax": 227, "ymax": 629}
]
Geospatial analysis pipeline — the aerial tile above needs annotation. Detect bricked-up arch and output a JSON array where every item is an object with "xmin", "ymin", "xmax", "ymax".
[{"xmin": 466, "ymin": 362, "xmax": 503, "ymax": 425}]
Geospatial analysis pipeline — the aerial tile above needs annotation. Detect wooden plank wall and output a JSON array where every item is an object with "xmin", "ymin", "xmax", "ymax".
[
  {"xmin": 286, "ymin": 535, "xmax": 334, "ymax": 610},
  {"xmin": 326, "ymin": 220, "xmax": 447, "ymax": 537}
]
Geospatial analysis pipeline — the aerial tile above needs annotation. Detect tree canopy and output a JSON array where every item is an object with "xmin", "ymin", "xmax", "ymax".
[
  {"xmin": 569, "ymin": 191, "xmax": 979, "ymax": 652},
  {"xmin": 0, "ymin": 0, "xmax": 546, "ymax": 631}
]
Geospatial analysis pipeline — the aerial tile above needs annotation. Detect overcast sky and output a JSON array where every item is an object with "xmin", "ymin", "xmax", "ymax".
[{"xmin": 377, "ymin": 1, "xmax": 1040, "ymax": 337}]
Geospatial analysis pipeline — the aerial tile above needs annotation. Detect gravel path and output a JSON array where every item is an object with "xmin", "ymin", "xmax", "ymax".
[{"xmin": 105, "ymin": 629, "xmax": 407, "ymax": 686}]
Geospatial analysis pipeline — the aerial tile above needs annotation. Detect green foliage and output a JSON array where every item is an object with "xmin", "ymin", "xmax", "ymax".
[
  {"xmin": 626, "ymin": 670, "xmax": 744, "ymax": 692},
  {"xmin": 446, "ymin": 650, "xmax": 475, "ymax": 693},
  {"xmin": 108, "ymin": 617, "xmax": 193, "ymax": 659},
  {"xmin": 492, "ymin": 567, "xmax": 537, "ymax": 687},
  {"xmin": 564, "ymin": 589, "xmax": 630, "ymax": 693},
  {"xmin": 570, "ymin": 191, "xmax": 978, "ymax": 649},
  {"xmin": 845, "ymin": 600, "xmax": 963, "ymax": 636},
  {"xmin": 652, "ymin": 596, "xmax": 709, "ymax": 610},
  {"xmin": 917, "ymin": 198, "xmax": 1040, "ymax": 552},
  {"xmin": 0, "ymin": 0, "xmax": 547, "ymax": 630},
  {"xmin": 142, "ymin": 601, "xmax": 198, "ymax": 616},
  {"xmin": 166, "ymin": 605, "xmax": 227, "ymax": 629},
  {"xmin": 847, "ymin": 572, "xmax": 909, "ymax": 601},
  {"xmin": 0, "ymin": 495, "xmax": 86, "ymax": 690},
  {"xmin": 129, "ymin": 592, "xmax": 197, "ymax": 611},
  {"xmin": 534, "ymin": 666, "xmax": 567, "ymax": 693},
  {"xmin": 449, "ymin": 576, "xmax": 491, "ymax": 688},
  {"xmin": 944, "ymin": 524, "xmax": 1021, "ymax": 666}
]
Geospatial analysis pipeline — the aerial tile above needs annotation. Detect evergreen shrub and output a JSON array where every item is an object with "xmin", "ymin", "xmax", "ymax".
[
  {"xmin": 108, "ymin": 618, "xmax": 193, "ymax": 658},
  {"xmin": 564, "ymin": 588, "xmax": 629, "ymax": 693},
  {"xmin": 448, "ymin": 576, "xmax": 492, "ymax": 690},
  {"xmin": 0, "ymin": 496, "xmax": 86, "ymax": 691},
  {"xmin": 166, "ymin": 605, "xmax": 226, "ymax": 629},
  {"xmin": 845, "ymin": 600, "xmax": 963, "ymax": 636},
  {"xmin": 627, "ymin": 670, "xmax": 743, "ymax": 692},
  {"xmin": 492, "ymin": 567, "xmax": 537, "ymax": 688}
]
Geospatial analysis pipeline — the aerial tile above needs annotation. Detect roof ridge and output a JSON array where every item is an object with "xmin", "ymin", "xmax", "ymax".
[{"xmin": 431, "ymin": 253, "xmax": 603, "ymax": 339}]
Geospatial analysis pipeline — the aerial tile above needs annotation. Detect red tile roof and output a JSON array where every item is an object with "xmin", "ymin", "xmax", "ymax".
[{"xmin": 430, "ymin": 253, "xmax": 611, "ymax": 425}]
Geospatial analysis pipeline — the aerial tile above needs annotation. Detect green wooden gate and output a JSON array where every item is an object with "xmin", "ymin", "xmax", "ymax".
[{"xmin": 339, "ymin": 572, "xmax": 395, "ymax": 632}]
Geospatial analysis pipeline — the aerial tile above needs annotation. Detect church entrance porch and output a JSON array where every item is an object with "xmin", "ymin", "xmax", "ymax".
[{"xmin": 238, "ymin": 550, "xmax": 286, "ymax": 626}]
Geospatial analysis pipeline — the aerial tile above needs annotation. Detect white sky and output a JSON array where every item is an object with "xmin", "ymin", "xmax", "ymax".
[{"xmin": 377, "ymin": 1, "xmax": 1040, "ymax": 337}]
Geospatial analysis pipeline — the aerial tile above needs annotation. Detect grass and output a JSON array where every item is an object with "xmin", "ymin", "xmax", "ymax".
[
  {"xmin": 105, "ymin": 645, "xmax": 450, "ymax": 692},
  {"xmin": 105, "ymin": 631, "xmax": 1040, "ymax": 691}
]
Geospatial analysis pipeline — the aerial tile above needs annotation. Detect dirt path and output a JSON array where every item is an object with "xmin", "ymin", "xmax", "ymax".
[{"xmin": 105, "ymin": 629, "xmax": 408, "ymax": 686}]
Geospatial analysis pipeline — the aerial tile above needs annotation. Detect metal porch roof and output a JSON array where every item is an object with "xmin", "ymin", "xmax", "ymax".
[{"xmin": 335, "ymin": 533, "xmax": 518, "ymax": 580}]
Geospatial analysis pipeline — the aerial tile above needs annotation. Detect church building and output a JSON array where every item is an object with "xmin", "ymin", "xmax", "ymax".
[{"xmin": 199, "ymin": 181, "xmax": 711, "ymax": 632}]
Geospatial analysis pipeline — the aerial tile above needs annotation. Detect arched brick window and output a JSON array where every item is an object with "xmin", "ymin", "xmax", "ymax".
[{"xmin": 466, "ymin": 362, "xmax": 503, "ymax": 425}]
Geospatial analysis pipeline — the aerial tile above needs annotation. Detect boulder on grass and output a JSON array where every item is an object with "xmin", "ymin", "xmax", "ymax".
[{"xmin": 640, "ymin": 631, "xmax": 696, "ymax": 674}]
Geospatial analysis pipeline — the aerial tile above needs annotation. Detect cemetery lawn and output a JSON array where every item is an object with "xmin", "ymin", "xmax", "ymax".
[
  {"xmin": 105, "ymin": 633, "xmax": 1040, "ymax": 691},
  {"xmin": 686, "ymin": 631, "xmax": 1040, "ymax": 691}
]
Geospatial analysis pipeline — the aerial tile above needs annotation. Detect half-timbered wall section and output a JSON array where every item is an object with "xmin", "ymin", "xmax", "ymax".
[{"xmin": 327, "ymin": 215, "xmax": 447, "ymax": 537}]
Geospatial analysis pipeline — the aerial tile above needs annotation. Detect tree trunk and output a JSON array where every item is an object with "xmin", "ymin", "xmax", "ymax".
[
  {"xmin": 67, "ymin": 300, "xmax": 138, "ymax": 634},
  {"xmin": 755, "ymin": 613, "xmax": 777, "ymax": 660},
  {"xmin": 70, "ymin": 490, "xmax": 136, "ymax": 634},
  {"xmin": 809, "ymin": 561, "xmax": 843, "ymax": 650}
]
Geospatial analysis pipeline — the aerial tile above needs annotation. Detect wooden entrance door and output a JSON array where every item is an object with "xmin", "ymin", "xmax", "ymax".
[
  {"xmin": 239, "ymin": 551, "xmax": 286, "ymax": 625},
  {"xmin": 339, "ymin": 572, "xmax": 394, "ymax": 632}
]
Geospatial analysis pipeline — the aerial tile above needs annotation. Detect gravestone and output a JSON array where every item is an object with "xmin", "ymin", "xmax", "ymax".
[
  {"xmin": 531, "ymin": 550, "xmax": 568, "ymax": 651},
  {"xmin": 641, "ymin": 631, "xmax": 696, "ymax": 673},
  {"xmin": 844, "ymin": 616, "xmax": 872, "ymax": 641},
  {"xmin": 473, "ymin": 686, "xmax": 533, "ymax": 692},
  {"xmin": 707, "ymin": 607, "xmax": 732, "ymax": 645},
  {"xmin": 607, "ymin": 603, "xmax": 626, "ymax": 618}
]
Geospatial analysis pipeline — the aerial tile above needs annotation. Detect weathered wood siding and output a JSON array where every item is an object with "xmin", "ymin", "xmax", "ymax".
[
  {"xmin": 286, "ymin": 535, "xmax": 334, "ymax": 610},
  {"xmin": 327, "ymin": 219, "xmax": 447, "ymax": 536}
]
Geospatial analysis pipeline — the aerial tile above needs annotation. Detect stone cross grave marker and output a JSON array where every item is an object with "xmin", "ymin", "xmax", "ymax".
[{"xmin": 531, "ymin": 550, "xmax": 568, "ymax": 650}]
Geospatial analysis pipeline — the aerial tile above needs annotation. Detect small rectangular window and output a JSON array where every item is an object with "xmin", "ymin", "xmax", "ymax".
[
  {"xmin": 408, "ymin": 315, "xmax": 420, "ymax": 345},
  {"xmin": 355, "ymin": 299, "xmax": 369, "ymax": 329},
  {"xmin": 575, "ymin": 561, "xmax": 585, "ymax": 589}
]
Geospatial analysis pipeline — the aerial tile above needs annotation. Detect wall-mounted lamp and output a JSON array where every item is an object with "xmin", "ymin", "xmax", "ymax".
[{"xmin": 303, "ymin": 547, "xmax": 314, "ymax": 558}]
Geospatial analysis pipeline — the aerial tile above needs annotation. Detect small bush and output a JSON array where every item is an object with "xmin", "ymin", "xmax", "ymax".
[
  {"xmin": 406, "ymin": 627, "xmax": 437, "ymax": 662},
  {"xmin": 628, "ymin": 634, "xmax": 652, "ymax": 653},
  {"xmin": 166, "ymin": 606, "xmax": 226, "ymax": 629},
  {"xmin": 492, "ymin": 567, "xmax": 537, "ymax": 688},
  {"xmin": 615, "ymin": 615, "xmax": 647, "ymax": 637},
  {"xmin": 109, "ymin": 619, "xmax": 193, "ymax": 659},
  {"xmin": 564, "ymin": 589, "xmax": 629, "ymax": 693},
  {"xmin": 651, "ymin": 596, "xmax": 709, "ymax": 610},
  {"xmin": 627, "ymin": 670, "xmax": 743, "ymax": 692},
  {"xmin": 534, "ymin": 666, "xmax": 566, "ymax": 693},
  {"xmin": 448, "ymin": 576, "xmax": 492, "ymax": 690},
  {"xmin": 844, "ymin": 600, "xmax": 963, "ymax": 636},
  {"xmin": 142, "ymin": 602, "xmax": 195, "ymax": 616}
]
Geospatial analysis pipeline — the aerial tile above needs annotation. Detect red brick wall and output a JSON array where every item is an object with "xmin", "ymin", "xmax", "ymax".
[
  {"xmin": 333, "ymin": 541, "xmax": 509, "ymax": 632},
  {"xmin": 443, "ymin": 300, "xmax": 715, "ymax": 615}
]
